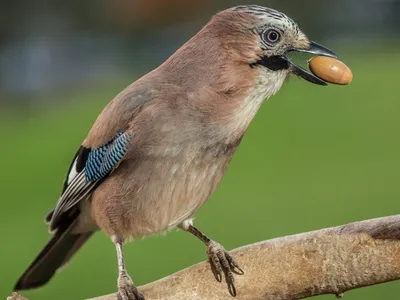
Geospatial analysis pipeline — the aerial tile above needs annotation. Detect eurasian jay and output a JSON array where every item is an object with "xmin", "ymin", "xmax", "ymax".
[{"xmin": 15, "ymin": 5, "xmax": 337, "ymax": 299}]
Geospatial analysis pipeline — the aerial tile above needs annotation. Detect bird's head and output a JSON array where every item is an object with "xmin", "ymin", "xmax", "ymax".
[{"xmin": 211, "ymin": 5, "xmax": 337, "ymax": 86}]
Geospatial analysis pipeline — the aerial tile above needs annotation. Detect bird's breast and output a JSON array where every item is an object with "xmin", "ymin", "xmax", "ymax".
[{"xmin": 91, "ymin": 143, "xmax": 236, "ymax": 240}]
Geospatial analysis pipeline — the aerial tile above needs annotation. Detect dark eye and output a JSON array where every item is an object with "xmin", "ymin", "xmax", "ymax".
[{"xmin": 263, "ymin": 29, "xmax": 281, "ymax": 44}]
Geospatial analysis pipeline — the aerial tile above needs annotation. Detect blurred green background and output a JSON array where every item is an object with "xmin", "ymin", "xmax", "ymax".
[{"xmin": 1, "ymin": 1, "xmax": 400, "ymax": 299}]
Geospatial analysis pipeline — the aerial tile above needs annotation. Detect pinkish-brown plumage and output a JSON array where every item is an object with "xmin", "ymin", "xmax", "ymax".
[
  {"xmin": 15, "ymin": 5, "xmax": 338, "ymax": 299},
  {"xmin": 83, "ymin": 11, "xmax": 287, "ymax": 241}
]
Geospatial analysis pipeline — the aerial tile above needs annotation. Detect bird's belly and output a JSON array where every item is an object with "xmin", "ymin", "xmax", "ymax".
[{"xmin": 91, "ymin": 155, "xmax": 230, "ymax": 241}]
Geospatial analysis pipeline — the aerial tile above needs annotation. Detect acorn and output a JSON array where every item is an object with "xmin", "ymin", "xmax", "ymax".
[{"xmin": 308, "ymin": 56, "xmax": 353, "ymax": 85}]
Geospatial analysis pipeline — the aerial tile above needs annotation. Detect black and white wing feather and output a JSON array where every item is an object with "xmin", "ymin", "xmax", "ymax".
[{"xmin": 47, "ymin": 131, "xmax": 130, "ymax": 231}]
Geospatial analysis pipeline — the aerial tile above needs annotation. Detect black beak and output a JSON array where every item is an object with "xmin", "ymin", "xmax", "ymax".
[
  {"xmin": 254, "ymin": 41, "xmax": 337, "ymax": 86},
  {"xmin": 289, "ymin": 41, "xmax": 337, "ymax": 58},
  {"xmin": 285, "ymin": 41, "xmax": 337, "ymax": 85}
]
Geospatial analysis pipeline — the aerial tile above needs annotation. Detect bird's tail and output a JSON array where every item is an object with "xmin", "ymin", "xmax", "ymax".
[{"xmin": 14, "ymin": 219, "xmax": 93, "ymax": 291}]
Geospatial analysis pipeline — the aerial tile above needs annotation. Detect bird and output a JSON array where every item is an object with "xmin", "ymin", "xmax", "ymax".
[{"xmin": 14, "ymin": 4, "xmax": 337, "ymax": 300}]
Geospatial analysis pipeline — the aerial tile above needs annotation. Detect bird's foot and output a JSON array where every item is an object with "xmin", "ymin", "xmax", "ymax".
[
  {"xmin": 117, "ymin": 272, "xmax": 145, "ymax": 300},
  {"xmin": 206, "ymin": 241, "xmax": 244, "ymax": 297}
]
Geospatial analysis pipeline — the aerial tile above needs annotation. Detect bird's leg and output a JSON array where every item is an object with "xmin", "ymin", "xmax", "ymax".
[
  {"xmin": 179, "ymin": 224, "xmax": 244, "ymax": 297},
  {"xmin": 114, "ymin": 240, "xmax": 145, "ymax": 300}
]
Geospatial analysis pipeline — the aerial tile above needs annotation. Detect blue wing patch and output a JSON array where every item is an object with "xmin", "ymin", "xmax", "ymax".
[{"xmin": 85, "ymin": 132, "xmax": 130, "ymax": 182}]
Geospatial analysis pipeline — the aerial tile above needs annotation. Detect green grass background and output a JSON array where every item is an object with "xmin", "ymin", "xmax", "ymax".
[{"xmin": 1, "ymin": 46, "xmax": 400, "ymax": 299}]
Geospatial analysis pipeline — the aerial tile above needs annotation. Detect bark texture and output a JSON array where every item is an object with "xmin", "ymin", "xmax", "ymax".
[{"xmin": 12, "ymin": 215, "xmax": 400, "ymax": 300}]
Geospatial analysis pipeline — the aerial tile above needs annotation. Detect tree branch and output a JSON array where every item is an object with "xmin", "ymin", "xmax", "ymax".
[{"xmin": 11, "ymin": 215, "xmax": 400, "ymax": 300}]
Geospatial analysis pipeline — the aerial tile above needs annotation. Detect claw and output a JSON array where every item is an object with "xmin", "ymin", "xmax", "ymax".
[
  {"xmin": 228, "ymin": 282, "xmax": 237, "ymax": 297},
  {"xmin": 225, "ymin": 253, "xmax": 245, "ymax": 275},
  {"xmin": 117, "ymin": 272, "xmax": 145, "ymax": 300},
  {"xmin": 232, "ymin": 265, "xmax": 245, "ymax": 275},
  {"xmin": 209, "ymin": 258, "xmax": 223, "ymax": 282},
  {"xmin": 217, "ymin": 250, "xmax": 236, "ymax": 297},
  {"xmin": 206, "ymin": 241, "xmax": 244, "ymax": 297}
]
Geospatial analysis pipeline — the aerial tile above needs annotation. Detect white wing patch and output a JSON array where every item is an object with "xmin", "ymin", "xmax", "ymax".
[{"xmin": 67, "ymin": 158, "xmax": 79, "ymax": 185}]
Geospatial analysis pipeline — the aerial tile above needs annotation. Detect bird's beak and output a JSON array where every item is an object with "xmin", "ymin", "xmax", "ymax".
[
  {"xmin": 284, "ymin": 41, "xmax": 337, "ymax": 86},
  {"xmin": 255, "ymin": 41, "xmax": 337, "ymax": 85}
]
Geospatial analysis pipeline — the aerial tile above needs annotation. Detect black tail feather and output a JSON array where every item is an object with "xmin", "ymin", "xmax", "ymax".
[{"xmin": 14, "ymin": 213, "xmax": 93, "ymax": 291}]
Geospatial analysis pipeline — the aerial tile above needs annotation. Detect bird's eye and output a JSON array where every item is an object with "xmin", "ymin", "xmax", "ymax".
[{"xmin": 263, "ymin": 29, "xmax": 281, "ymax": 44}]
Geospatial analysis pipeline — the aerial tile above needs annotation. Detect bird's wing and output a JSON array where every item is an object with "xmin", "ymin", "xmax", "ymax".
[{"xmin": 48, "ymin": 131, "xmax": 131, "ymax": 231}]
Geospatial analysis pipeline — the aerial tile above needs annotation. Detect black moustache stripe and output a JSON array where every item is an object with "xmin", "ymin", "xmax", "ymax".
[{"xmin": 250, "ymin": 55, "xmax": 290, "ymax": 71}]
